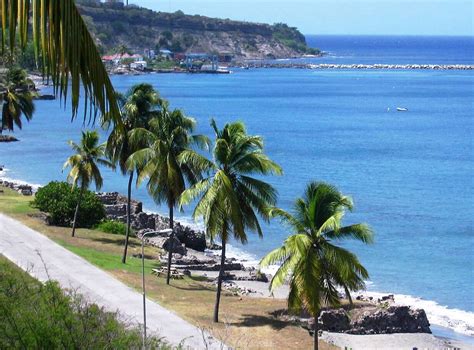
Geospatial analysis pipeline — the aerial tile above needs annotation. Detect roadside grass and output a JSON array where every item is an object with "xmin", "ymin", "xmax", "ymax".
[{"xmin": 0, "ymin": 186, "xmax": 337, "ymax": 350}]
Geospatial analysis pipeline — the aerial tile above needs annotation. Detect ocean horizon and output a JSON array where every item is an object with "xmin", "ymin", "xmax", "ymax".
[{"xmin": 1, "ymin": 35, "xmax": 473, "ymax": 340}]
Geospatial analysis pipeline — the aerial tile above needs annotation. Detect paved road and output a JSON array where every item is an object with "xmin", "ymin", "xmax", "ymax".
[{"xmin": 0, "ymin": 213, "xmax": 224, "ymax": 349}]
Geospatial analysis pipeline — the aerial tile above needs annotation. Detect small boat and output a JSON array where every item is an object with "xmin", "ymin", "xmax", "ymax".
[{"xmin": 397, "ymin": 107, "xmax": 408, "ymax": 112}]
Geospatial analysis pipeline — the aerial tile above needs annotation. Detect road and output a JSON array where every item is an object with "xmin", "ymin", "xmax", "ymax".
[{"xmin": 0, "ymin": 213, "xmax": 224, "ymax": 349}]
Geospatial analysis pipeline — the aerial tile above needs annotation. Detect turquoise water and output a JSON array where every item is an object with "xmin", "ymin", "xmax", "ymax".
[{"xmin": 1, "ymin": 36, "xmax": 473, "ymax": 336}]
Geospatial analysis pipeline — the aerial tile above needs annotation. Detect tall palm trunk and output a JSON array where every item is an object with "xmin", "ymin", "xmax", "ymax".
[
  {"xmin": 344, "ymin": 285, "xmax": 353, "ymax": 307},
  {"xmin": 122, "ymin": 171, "xmax": 134, "ymax": 264},
  {"xmin": 213, "ymin": 237, "xmax": 226, "ymax": 323},
  {"xmin": 71, "ymin": 187, "xmax": 84, "ymax": 237},
  {"xmin": 313, "ymin": 315, "xmax": 319, "ymax": 350},
  {"xmin": 166, "ymin": 205, "xmax": 174, "ymax": 285}
]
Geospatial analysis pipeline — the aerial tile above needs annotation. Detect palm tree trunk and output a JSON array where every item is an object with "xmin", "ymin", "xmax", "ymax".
[
  {"xmin": 71, "ymin": 187, "xmax": 84, "ymax": 237},
  {"xmin": 313, "ymin": 315, "xmax": 319, "ymax": 350},
  {"xmin": 213, "ymin": 238, "xmax": 226, "ymax": 323},
  {"xmin": 166, "ymin": 205, "xmax": 174, "ymax": 285},
  {"xmin": 122, "ymin": 171, "xmax": 134, "ymax": 264},
  {"xmin": 344, "ymin": 285, "xmax": 353, "ymax": 307}
]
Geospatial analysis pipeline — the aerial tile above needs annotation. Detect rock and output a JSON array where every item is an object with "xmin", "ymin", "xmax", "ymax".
[
  {"xmin": 349, "ymin": 306, "xmax": 431, "ymax": 334},
  {"xmin": 35, "ymin": 94, "xmax": 55, "ymax": 100},
  {"xmin": 0, "ymin": 135, "xmax": 19, "ymax": 142},
  {"xmin": 318, "ymin": 309, "xmax": 351, "ymax": 332},
  {"xmin": 380, "ymin": 294, "xmax": 395, "ymax": 302},
  {"xmin": 230, "ymin": 271, "xmax": 269, "ymax": 282},
  {"xmin": 206, "ymin": 242, "xmax": 222, "ymax": 250},
  {"xmin": 167, "ymin": 254, "xmax": 216, "ymax": 266},
  {"xmin": 131, "ymin": 212, "xmax": 156, "ymax": 230},
  {"xmin": 96, "ymin": 192, "xmax": 142, "ymax": 215},
  {"xmin": 147, "ymin": 235, "xmax": 187, "ymax": 255},
  {"xmin": 176, "ymin": 262, "xmax": 244, "ymax": 271},
  {"xmin": 175, "ymin": 224, "xmax": 206, "ymax": 251}
]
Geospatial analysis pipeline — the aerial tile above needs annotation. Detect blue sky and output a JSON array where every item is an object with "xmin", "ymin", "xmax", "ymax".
[{"xmin": 128, "ymin": 0, "xmax": 473, "ymax": 36}]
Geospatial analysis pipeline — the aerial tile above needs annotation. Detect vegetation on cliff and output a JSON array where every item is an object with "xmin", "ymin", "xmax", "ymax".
[{"xmin": 76, "ymin": 1, "xmax": 319, "ymax": 59}]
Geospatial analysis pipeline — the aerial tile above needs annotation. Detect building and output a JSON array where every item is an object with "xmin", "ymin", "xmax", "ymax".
[{"xmin": 159, "ymin": 49, "xmax": 173, "ymax": 59}]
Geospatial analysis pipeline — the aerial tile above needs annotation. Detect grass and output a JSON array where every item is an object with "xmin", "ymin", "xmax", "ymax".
[{"xmin": 0, "ymin": 186, "xmax": 337, "ymax": 350}]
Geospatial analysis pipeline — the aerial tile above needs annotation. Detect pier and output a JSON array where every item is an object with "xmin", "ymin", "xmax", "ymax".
[{"xmin": 234, "ymin": 63, "xmax": 474, "ymax": 70}]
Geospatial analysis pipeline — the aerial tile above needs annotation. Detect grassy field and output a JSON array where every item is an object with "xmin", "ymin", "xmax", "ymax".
[{"xmin": 0, "ymin": 186, "xmax": 337, "ymax": 349}]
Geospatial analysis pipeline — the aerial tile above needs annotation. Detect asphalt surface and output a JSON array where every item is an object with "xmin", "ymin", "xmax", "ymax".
[{"xmin": 0, "ymin": 213, "xmax": 225, "ymax": 349}]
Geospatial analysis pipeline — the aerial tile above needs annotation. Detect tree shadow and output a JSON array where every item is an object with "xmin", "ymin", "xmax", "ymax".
[
  {"xmin": 229, "ymin": 313, "xmax": 291, "ymax": 330},
  {"xmin": 89, "ymin": 237, "xmax": 140, "ymax": 248},
  {"xmin": 170, "ymin": 282, "xmax": 215, "ymax": 292}
]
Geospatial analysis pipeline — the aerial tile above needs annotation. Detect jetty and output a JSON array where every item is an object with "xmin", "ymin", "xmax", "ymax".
[{"xmin": 234, "ymin": 63, "xmax": 474, "ymax": 70}]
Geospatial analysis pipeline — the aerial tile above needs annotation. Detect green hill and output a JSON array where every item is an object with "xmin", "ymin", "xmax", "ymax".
[{"xmin": 76, "ymin": 1, "xmax": 319, "ymax": 60}]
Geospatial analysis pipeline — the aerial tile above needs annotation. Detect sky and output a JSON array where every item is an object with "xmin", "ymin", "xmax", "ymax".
[{"xmin": 127, "ymin": 0, "xmax": 473, "ymax": 36}]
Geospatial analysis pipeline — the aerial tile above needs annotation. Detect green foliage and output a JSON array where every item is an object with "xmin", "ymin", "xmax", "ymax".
[
  {"xmin": 96, "ymin": 220, "xmax": 128, "ymax": 235},
  {"xmin": 272, "ymin": 22, "xmax": 316, "ymax": 54},
  {"xmin": 0, "ymin": 256, "xmax": 167, "ymax": 349},
  {"xmin": 170, "ymin": 40, "xmax": 183, "ymax": 53},
  {"xmin": 2, "ymin": 0, "xmax": 120, "ymax": 123},
  {"xmin": 260, "ymin": 182, "xmax": 373, "ymax": 317},
  {"xmin": 33, "ymin": 181, "xmax": 105, "ymax": 228},
  {"xmin": 0, "ymin": 66, "xmax": 36, "ymax": 133},
  {"xmin": 63, "ymin": 130, "xmax": 111, "ymax": 190}
]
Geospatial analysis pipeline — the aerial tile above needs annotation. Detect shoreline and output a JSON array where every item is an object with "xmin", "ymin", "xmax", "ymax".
[{"xmin": 1, "ymin": 168, "xmax": 473, "ymax": 344}]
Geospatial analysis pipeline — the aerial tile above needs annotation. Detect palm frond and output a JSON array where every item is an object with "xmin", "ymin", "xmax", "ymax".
[{"xmin": 1, "ymin": 0, "xmax": 120, "ymax": 123}]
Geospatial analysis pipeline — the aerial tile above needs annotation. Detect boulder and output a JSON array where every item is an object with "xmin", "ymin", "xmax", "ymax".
[
  {"xmin": 131, "ymin": 212, "xmax": 156, "ymax": 230},
  {"xmin": 144, "ymin": 235, "xmax": 186, "ymax": 255},
  {"xmin": 349, "ymin": 306, "xmax": 431, "ymax": 334},
  {"xmin": 318, "ymin": 309, "xmax": 351, "ymax": 332},
  {"xmin": 175, "ymin": 224, "xmax": 206, "ymax": 251},
  {"xmin": 178, "ymin": 262, "xmax": 244, "ymax": 271}
]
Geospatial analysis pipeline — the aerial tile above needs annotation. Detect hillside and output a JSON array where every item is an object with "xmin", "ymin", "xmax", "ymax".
[{"xmin": 76, "ymin": 2, "xmax": 319, "ymax": 60}]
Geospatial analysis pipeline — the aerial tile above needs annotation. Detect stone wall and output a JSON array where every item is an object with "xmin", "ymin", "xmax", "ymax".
[{"xmin": 96, "ymin": 192, "xmax": 207, "ymax": 251}]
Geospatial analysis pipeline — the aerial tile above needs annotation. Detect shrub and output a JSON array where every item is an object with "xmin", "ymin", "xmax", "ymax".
[
  {"xmin": 96, "ymin": 220, "xmax": 129, "ymax": 236},
  {"xmin": 33, "ymin": 181, "xmax": 105, "ymax": 228},
  {"xmin": 0, "ymin": 257, "xmax": 169, "ymax": 349}
]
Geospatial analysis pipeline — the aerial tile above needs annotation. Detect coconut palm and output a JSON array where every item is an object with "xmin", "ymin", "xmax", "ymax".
[
  {"xmin": 0, "ymin": 68, "xmax": 35, "ymax": 133},
  {"xmin": 260, "ymin": 182, "xmax": 373, "ymax": 350},
  {"xmin": 1, "ymin": 0, "xmax": 119, "ymax": 122},
  {"xmin": 180, "ymin": 120, "xmax": 282, "ymax": 322},
  {"xmin": 127, "ymin": 101, "xmax": 210, "ymax": 284},
  {"xmin": 106, "ymin": 84, "xmax": 162, "ymax": 264},
  {"xmin": 63, "ymin": 130, "xmax": 112, "ymax": 237}
]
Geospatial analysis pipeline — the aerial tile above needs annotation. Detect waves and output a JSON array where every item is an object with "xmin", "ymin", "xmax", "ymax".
[
  {"xmin": 0, "ymin": 168, "xmax": 42, "ymax": 191},
  {"xmin": 216, "ymin": 242, "xmax": 474, "ymax": 338}
]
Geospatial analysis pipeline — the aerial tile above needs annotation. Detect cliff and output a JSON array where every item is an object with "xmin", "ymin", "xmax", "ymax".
[{"xmin": 76, "ymin": 2, "xmax": 318, "ymax": 59}]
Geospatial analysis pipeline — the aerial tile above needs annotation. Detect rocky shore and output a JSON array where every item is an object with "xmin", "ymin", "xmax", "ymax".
[
  {"xmin": 2, "ymin": 183, "xmax": 470, "ymax": 344},
  {"xmin": 0, "ymin": 179, "xmax": 33, "ymax": 195}
]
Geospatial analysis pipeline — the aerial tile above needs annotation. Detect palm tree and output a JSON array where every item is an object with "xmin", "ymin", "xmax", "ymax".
[
  {"xmin": 260, "ymin": 182, "xmax": 373, "ymax": 350},
  {"xmin": 106, "ymin": 84, "xmax": 162, "ymax": 264},
  {"xmin": 0, "ymin": 68, "xmax": 35, "ymax": 134},
  {"xmin": 180, "ymin": 120, "xmax": 282, "ymax": 322},
  {"xmin": 127, "ymin": 101, "xmax": 210, "ymax": 284},
  {"xmin": 1, "ymin": 0, "xmax": 119, "ymax": 122},
  {"xmin": 63, "ymin": 131, "xmax": 112, "ymax": 237}
]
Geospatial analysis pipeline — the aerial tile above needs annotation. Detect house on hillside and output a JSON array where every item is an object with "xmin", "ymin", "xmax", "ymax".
[
  {"xmin": 102, "ymin": 53, "xmax": 144, "ymax": 67},
  {"xmin": 159, "ymin": 49, "xmax": 174, "ymax": 59}
]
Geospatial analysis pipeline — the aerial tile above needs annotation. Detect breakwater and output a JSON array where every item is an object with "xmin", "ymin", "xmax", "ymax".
[{"xmin": 234, "ymin": 63, "xmax": 474, "ymax": 70}]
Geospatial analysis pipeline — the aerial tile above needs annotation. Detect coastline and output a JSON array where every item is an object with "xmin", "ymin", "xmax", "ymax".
[{"xmin": 1, "ymin": 168, "xmax": 473, "ymax": 346}]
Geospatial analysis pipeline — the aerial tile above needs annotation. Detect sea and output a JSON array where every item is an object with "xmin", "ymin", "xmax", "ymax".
[{"xmin": 1, "ymin": 35, "xmax": 473, "ymax": 341}]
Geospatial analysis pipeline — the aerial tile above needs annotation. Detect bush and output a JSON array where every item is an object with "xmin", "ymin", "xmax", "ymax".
[
  {"xmin": 33, "ymin": 181, "xmax": 105, "ymax": 228},
  {"xmin": 96, "ymin": 220, "xmax": 129, "ymax": 235},
  {"xmin": 0, "ymin": 257, "xmax": 169, "ymax": 349}
]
